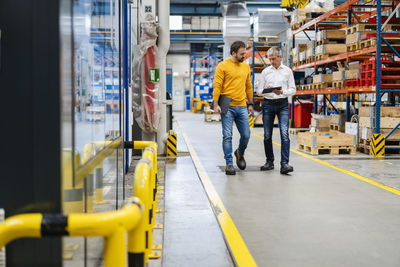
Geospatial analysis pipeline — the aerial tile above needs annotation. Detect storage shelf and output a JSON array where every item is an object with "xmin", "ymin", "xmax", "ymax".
[{"xmin": 294, "ymin": 46, "xmax": 377, "ymax": 70}]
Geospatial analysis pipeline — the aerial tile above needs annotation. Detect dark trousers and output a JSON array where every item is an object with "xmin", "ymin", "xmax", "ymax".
[{"xmin": 262, "ymin": 98, "xmax": 290, "ymax": 165}]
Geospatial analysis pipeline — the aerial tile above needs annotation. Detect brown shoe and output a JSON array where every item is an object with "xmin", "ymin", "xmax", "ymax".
[
  {"xmin": 225, "ymin": 165, "xmax": 236, "ymax": 175},
  {"xmin": 234, "ymin": 150, "xmax": 246, "ymax": 170}
]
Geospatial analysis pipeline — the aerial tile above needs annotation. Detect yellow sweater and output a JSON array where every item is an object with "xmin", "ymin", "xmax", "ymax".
[{"xmin": 213, "ymin": 58, "xmax": 253, "ymax": 107}]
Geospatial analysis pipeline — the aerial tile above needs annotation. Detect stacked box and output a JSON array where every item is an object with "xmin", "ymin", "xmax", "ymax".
[
  {"xmin": 313, "ymin": 74, "xmax": 332, "ymax": 84},
  {"xmin": 345, "ymin": 69, "xmax": 360, "ymax": 80},
  {"xmin": 358, "ymin": 106, "xmax": 400, "ymax": 155},
  {"xmin": 200, "ymin": 16, "xmax": 209, "ymax": 30},
  {"xmin": 306, "ymin": 41, "xmax": 316, "ymax": 58},
  {"xmin": 316, "ymin": 44, "xmax": 347, "ymax": 55},
  {"xmin": 333, "ymin": 71, "xmax": 345, "ymax": 81},
  {"xmin": 209, "ymin": 17, "xmax": 219, "ymax": 29},
  {"xmin": 317, "ymin": 30, "xmax": 346, "ymax": 43},
  {"xmin": 192, "ymin": 16, "xmax": 201, "ymax": 30},
  {"xmin": 291, "ymin": 8, "xmax": 328, "ymax": 26},
  {"xmin": 311, "ymin": 114, "xmax": 330, "ymax": 132},
  {"xmin": 292, "ymin": 44, "xmax": 307, "ymax": 64},
  {"xmin": 330, "ymin": 113, "xmax": 346, "ymax": 132}
]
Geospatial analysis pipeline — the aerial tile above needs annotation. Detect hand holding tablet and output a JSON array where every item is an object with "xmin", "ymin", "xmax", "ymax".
[{"xmin": 262, "ymin": 86, "xmax": 282, "ymax": 94}]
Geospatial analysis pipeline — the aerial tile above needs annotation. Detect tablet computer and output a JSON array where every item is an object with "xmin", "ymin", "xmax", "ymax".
[
  {"xmin": 218, "ymin": 95, "xmax": 232, "ymax": 115},
  {"xmin": 262, "ymin": 86, "xmax": 282, "ymax": 94}
]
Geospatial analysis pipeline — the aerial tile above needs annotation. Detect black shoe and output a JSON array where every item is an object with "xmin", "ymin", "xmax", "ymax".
[
  {"xmin": 280, "ymin": 164, "xmax": 294, "ymax": 174},
  {"xmin": 225, "ymin": 165, "xmax": 236, "ymax": 175},
  {"xmin": 260, "ymin": 161, "xmax": 274, "ymax": 171},
  {"xmin": 234, "ymin": 150, "xmax": 246, "ymax": 170}
]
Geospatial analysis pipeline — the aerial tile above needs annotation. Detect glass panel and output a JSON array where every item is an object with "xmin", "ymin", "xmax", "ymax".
[{"xmin": 61, "ymin": 0, "xmax": 123, "ymax": 265}]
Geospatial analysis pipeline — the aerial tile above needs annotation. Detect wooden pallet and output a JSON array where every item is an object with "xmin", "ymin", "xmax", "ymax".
[
  {"xmin": 299, "ymin": 18, "xmax": 313, "ymax": 26},
  {"xmin": 315, "ymin": 54, "xmax": 330, "ymax": 61},
  {"xmin": 332, "ymin": 80, "xmax": 345, "ymax": 88},
  {"xmin": 359, "ymin": 138, "xmax": 371, "ymax": 145},
  {"xmin": 312, "ymin": 82, "xmax": 332, "ymax": 90},
  {"xmin": 360, "ymin": 38, "xmax": 377, "ymax": 49},
  {"xmin": 316, "ymin": 39, "xmax": 346, "ymax": 46},
  {"xmin": 289, "ymin": 127, "xmax": 309, "ymax": 135},
  {"xmin": 291, "ymin": 23, "xmax": 300, "ymax": 31},
  {"xmin": 329, "ymin": 123, "xmax": 345, "ymax": 132},
  {"xmin": 346, "ymin": 42, "xmax": 360, "ymax": 52},
  {"xmin": 306, "ymin": 56, "xmax": 315, "ymax": 63},
  {"xmin": 357, "ymin": 143, "xmax": 371, "ymax": 154},
  {"xmin": 204, "ymin": 112, "xmax": 221, "ymax": 122},
  {"xmin": 358, "ymin": 142, "xmax": 400, "ymax": 155},
  {"xmin": 298, "ymin": 144, "xmax": 357, "ymax": 155},
  {"xmin": 346, "ymin": 23, "xmax": 377, "ymax": 34}
]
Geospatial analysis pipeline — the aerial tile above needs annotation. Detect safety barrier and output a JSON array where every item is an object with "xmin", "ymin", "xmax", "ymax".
[
  {"xmin": 0, "ymin": 199, "xmax": 143, "ymax": 267},
  {"xmin": 1, "ymin": 139, "xmax": 161, "ymax": 266},
  {"xmin": 191, "ymin": 97, "xmax": 209, "ymax": 113},
  {"xmin": 132, "ymin": 141, "xmax": 162, "ymax": 259}
]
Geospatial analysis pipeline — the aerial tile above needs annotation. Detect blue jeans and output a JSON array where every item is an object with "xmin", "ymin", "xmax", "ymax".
[
  {"xmin": 221, "ymin": 106, "xmax": 251, "ymax": 165},
  {"xmin": 262, "ymin": 99, "xmax": 290, "ymax": 165}
]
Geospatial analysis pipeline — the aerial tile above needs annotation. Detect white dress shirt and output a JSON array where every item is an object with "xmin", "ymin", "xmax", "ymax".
[{"xmin": 256, "ymin": 64, "xmax": 296, "ymax": 100}]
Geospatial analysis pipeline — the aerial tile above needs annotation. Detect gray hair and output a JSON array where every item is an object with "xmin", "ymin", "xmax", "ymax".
[{"xmin": 267, "ymin": 47, "xmax": 282, "ymax": 57}]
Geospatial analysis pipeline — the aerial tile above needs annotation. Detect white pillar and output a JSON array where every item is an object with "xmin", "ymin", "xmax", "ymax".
[{"xmin": 156, "ymin": 0, "xmax": 170, "ymax": 155}]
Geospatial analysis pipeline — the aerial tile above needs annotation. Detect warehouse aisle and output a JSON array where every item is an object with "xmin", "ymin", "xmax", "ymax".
[
  {"xmin": 173, "ymin": 111, "xmax": 400, "ymax": 267},
  {"xmin": 162, "ymin": 121, "xmax": 234, "ymax": 266}
]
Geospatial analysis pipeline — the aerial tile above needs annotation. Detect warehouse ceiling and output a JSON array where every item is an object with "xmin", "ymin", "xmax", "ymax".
[{"xmin": 170, "ymin": 0, "xmax": 282, "ymax": 16}]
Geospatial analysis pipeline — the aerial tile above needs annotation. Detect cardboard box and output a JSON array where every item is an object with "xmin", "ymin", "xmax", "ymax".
[
  {"xmin": 360, "ymin": 127, "xmax": 400, "ymax": 140},
  {"xmin": 200, "ymin": 16, "xmax": 209, "ymax": 30},
  {"xmin": 359, "ymin": 116, "xmax": 400, "ymax": 128},
  {"xmin": 313, "ymin": 73, "xmax": 332, "ymax": 84},
  {"xmin": 345, "ymin": 69, "xmax": 360, "ymax": 80},
  {"xmin": 209, "ymin": 17, "xmax": 219, "ymax": 29},
  {"xmin": 331, "ymin": 113, "xmax": 346, "ymax": 125},
  {"xmin": 311, "ymin": 117, "xmax": 330, "ymax": 128},
  {"xmin": 318, "ymin": 44, "xmax": 347, "ymax": 55},
  {"xmin": 348, "ymin": 61, "xmax": 360, "ymax": 70},
  {"xmin": 182, "ymin": 24, "xmax": 191, "ymax": 30},
  {"xmin": 317, "ymin": 30, "xmax": 346, "ymax": 42},
  {"xmin": 333, "ymin": 71, "xmax": 345, "ymax": 81},
  {"xmin": 359, "ymin": 106, "xmax": 400, "ymax": 117}
]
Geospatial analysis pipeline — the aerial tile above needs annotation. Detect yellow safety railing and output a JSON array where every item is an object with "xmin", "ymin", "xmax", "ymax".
[
  {"xmin": 0, "ymin": 199, "xmax": 144, "ymax": 267},
  {"xmin": 191, "ymin": 97, "xmax": 209, "ymax": 113},
  {"xmin": 133, "ymin": 141, "xmax": 162, "ymax": 260},
  {"xmin": 1, "ymin": 139, "xmax": 161, "ymax": 267}
]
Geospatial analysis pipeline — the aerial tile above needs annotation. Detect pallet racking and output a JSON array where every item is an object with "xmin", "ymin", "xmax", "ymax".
[{"xmin": 292, "ymin": 0, "xmax": 400, "ymax": 153}]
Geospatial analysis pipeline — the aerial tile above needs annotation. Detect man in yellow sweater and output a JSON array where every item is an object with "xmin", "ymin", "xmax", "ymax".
[{"xmin": 213, "ymin": 41, "xmax": 253, "ymax": 175}]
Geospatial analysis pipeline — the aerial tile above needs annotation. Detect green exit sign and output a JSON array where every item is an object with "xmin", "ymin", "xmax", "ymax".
[{"xmin": 149, "ymin": 68, "xmax": 160, "ymax": 83}]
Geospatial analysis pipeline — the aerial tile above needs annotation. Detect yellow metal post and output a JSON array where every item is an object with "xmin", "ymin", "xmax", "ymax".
[
  {"xmin": 62, "ymin": 151, "xmax": 84, "ymax": 213},
  {"xmin": 104, "ymin": 226, "xmax": 126, "ymax": 267},
  {"xmin": 371, "ymin": 133, "xmax": 385, "ymax": 157},
  {"xmin": 249, "ymin": 116, "xmax": 254, "ymax": 128},
  {"xmin": 142, "ymin": 148, "xmax": 162, "ymax": 258},
  {"xmin": 166, "ymin": 130, "xmax": 177, "ymax": 157},
  {"xmin": 82, "ymin": 143, "xmax": 96, "ymax": 212},
  {"xmin": 128, "ymin": 160, "xmax": 151, "ymax": 265}
]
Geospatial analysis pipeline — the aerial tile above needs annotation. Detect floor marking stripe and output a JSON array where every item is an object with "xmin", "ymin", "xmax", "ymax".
[
  {"xmin": 252, "ymin": 133, "xmax": 400, "ymax": 196},
  {"xmin": 178, "ymin": 120, "xmax": 257, "ymax": 267}
]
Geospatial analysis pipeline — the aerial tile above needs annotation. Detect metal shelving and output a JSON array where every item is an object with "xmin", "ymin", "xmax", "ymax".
[{"xmin": 292, "ymin": 0, "xmax": 400, "ymax": 143}]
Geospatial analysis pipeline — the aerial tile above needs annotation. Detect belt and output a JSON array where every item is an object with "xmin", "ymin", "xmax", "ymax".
[{"xmin": 263, "ymin": 98, "xmax": 288, "ymax": 105}]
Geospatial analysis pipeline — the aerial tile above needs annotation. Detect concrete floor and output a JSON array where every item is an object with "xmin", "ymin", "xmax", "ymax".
[{"xmin": 164, "ymin": 111, "xmax": 400, "ymax": 267}]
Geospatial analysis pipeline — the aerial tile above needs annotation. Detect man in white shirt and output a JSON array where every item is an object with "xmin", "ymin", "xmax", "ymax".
[{"xmin": 257, "ymin": 47, "xmax": 296, "ymax": 174}]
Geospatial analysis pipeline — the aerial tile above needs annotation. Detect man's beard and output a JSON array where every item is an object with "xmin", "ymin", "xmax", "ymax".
[{"xmin": 236, "ymin": 56, "xmax": 244, "ymax": 63}]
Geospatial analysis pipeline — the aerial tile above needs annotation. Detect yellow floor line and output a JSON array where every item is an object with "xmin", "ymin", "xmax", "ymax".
[
  {"xmin": 177, "ymin": 120, "xmax": 257, "ymax": 267},
  {"xmin": 252, "ymin": 133, "xmax": 400, "ymax": 196}
]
